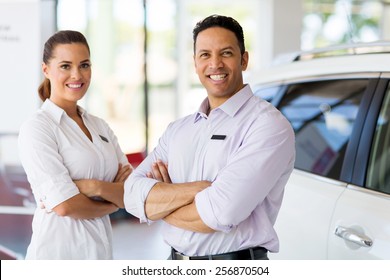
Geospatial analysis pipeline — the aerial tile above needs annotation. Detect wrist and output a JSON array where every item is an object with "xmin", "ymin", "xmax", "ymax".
[{"xmin": 94, "ymin": 179, "xmax": 103, "ymax": 197}]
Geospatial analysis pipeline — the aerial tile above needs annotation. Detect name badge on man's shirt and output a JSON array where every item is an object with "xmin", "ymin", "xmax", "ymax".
[
  {"xmin": 211, "ymin": 135, "xmax": 226, "ymax": 140},
  {"xmin": 99, "ymin": 135, "xmax": 109, "ymax": 143}
]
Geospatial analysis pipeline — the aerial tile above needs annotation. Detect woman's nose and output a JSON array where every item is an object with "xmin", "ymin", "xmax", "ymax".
[{"xmin": 71, "ymin": 68, "xmax": 82, "ymax": 79}]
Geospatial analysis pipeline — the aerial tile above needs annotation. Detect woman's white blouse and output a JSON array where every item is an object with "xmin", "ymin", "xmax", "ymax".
[{"xmin": 18, "ymin": 99, "xmax": 128, "ymax": 259}]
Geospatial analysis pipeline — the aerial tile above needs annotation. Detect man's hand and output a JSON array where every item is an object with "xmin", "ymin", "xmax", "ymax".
[
  {"xmin": 144, "ymin": 160, "xmax": 212, "ymax": 221},
  {"xmin": 147, "ymin": 160, "xmax": 171, "ymax": 183}
]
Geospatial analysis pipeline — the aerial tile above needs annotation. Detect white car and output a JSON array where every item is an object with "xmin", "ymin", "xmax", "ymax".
[{"xmin": 248, "ymin": 42, "xmax": 390, "ymax": 259}]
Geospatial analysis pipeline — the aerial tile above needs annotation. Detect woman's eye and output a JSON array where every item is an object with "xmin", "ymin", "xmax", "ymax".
[
  {"xmin": 81, "ymin": 63, "xmax": 91, "ymax": 69},
  {"xmin": 60, "ymin": 64, "xmax": 70, "ymax": 70}
]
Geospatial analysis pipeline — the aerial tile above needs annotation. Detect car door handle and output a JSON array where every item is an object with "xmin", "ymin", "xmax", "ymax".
[{"xmin": 334, "ymin": 226, "xmax": 373, "ymax": 247}]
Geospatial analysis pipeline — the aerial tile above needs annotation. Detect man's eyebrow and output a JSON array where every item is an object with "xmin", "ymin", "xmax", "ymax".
[
  {"xmin": 220, "ymin": 46, "xmax": 235, "ymax": 51},
  {"xmin": 196, "ymin": 46, "xmax": 235, "ymax": 53}
]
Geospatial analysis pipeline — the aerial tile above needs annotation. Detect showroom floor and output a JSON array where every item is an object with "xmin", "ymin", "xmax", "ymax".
[{"xmin": 111, "ymin": 217, "xmax": 170, "ymax": 260}]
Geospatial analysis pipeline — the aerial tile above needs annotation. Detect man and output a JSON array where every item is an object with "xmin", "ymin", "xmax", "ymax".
[{"xmin": 124, "ymin": 14, "xmax": 295, "ymax": 260}]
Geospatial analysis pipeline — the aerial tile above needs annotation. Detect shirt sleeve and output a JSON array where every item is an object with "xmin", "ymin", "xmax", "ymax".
[
  {"xmin": 195, "ymin": 111, "xmax": 295, "ymax": 232},
  {"xmin": 18, "ymin": 117, "xmax": 80, "ymax": 211},
  {"xmin": 123, "ymin": 123, "xmax": 171, "ymax": 223}
]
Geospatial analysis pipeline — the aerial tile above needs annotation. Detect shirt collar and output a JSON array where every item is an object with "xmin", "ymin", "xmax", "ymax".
[
  {"xmin": 41, "ymin": 99, "xmax": 86, "ymax": 124},
  {"xmin": 194, "ymin": 98, "xmax": 210, "ymax": 122},
  {"xmin": 194, "ymin": 84, "xmax": 253, "ymax": 122}
]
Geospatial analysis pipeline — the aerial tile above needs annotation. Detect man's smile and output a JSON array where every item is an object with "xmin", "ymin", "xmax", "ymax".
[{"xmin": 208, "ymin": 74, "xmax": 227, "ymax": 81}]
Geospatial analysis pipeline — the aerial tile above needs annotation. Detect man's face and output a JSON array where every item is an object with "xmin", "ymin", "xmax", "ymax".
[{"xmin": 194, "ymin": 27, "xmax": 248, "ymax": 109}]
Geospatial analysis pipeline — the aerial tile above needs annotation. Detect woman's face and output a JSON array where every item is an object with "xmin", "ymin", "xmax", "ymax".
[{"xmin": 42, "ymin": 43, "xmax": 91, "ymax": 108}]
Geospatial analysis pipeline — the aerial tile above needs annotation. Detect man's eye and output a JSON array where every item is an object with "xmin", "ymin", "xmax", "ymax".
[
  {"xmin": 222, "ymin": 51, "xmax": 232, "ymax": 56},
  {"xmin": 200, "ymin": 53, "xmax": 209, "ymax": 58}
]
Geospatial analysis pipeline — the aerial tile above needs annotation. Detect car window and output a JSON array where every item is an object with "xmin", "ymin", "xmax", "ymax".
[
  {"xmin": 366, "ymin": 83, "xmax": 390, "ymax": 195},
  {"xmin": 253, "ymin": 85, "xmax": 281, "ymax": 102},
  {"xmin": 278, "ymin": 79, "xmax": 368, "ymax": 180}
]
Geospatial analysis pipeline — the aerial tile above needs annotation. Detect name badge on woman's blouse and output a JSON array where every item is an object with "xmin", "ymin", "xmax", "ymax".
[{"xmin": 99, "ymin": 135, "xmax": 109, "ymax": 142}]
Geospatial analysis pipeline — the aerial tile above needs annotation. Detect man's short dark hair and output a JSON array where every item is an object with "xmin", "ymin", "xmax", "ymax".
[{"xmin": 193, "ymin": 14, "xmax": 245, "ymax": 55}]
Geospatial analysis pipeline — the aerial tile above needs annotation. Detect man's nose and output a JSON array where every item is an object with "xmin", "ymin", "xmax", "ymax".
[{"xmin": 209, "ymin": 56, "xmax": 223, "ymax": 69}]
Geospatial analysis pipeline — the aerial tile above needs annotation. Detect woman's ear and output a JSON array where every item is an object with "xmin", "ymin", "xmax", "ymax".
[{"xmin": 42, "ymin": 63, "xmax": 49, "ymax": 78}]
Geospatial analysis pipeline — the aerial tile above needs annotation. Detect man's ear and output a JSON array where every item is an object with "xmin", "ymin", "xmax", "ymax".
[{"xmin": 241, "ymin": 51, "xmax": 249, "ymax": 70}]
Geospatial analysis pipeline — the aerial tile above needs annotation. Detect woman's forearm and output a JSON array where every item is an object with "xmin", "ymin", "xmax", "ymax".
[
  {"xmin": 53, "ymin": 193, "xmax": 118, "ymax": 219},
  {"xmin": 98, "ymin": 181, "xmax": 125, "ymax": 208},
  {"xmin": 75, "ymin": 180, "xmax": 125, "ymax": 208}
]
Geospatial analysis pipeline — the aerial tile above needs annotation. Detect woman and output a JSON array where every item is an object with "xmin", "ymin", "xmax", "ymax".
[{"xmin": 18, "ymin": 30, "xmax": 132, "ymax": 259}]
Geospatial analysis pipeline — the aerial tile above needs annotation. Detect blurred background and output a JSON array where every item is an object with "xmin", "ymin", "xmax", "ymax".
[
  {"xmin": 54, "ymin": 0, "xmax": 390, "ymax": 153},
  {"xmin": 1, "ymin": 0, "xmax": 390, "ymax": 259}
]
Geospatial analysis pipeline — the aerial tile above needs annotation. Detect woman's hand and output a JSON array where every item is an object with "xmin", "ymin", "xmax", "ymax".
[
  {"xmin": 74, "ymin": 164, "xmax": 130, "ymax": 207},
  {"xmin": 114, "ymin": 163, "xmax": 132, "ymax": 183}
]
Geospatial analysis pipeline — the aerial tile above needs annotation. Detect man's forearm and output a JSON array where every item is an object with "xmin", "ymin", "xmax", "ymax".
[
  {"xmin": 145, "ymin": 181, "xmax": 210, "ymax": 221},
  {"xmin": 163, "ymin": 201, "xmax": 215, "ymax": 233}
]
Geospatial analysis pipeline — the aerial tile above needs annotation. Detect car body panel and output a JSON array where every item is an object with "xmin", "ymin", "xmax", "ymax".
[
  {"xmin": 328, "ymin": 186, "xmax": 390, "ymax": 259},
  {"xmin": 269, "ymin": 170, "xmax": 346, "ymax": 259}
]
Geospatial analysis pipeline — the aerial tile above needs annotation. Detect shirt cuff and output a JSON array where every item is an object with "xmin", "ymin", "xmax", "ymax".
[
  {"xmin": 195, "ymin": 190, "xmax": 233, "ymax": 233},
  {"xmin": 124, "ymin": 177, "xmax": 158, "ymax": 224},
  {"xmin": 39, "ymin": 181, "xmax": 80, "ymax": 211}
]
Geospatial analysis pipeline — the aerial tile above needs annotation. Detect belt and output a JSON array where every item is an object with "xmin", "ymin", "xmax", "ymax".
[{"xmin": 171, "ymin": 247, "xmax": 268, "ymax": 260}]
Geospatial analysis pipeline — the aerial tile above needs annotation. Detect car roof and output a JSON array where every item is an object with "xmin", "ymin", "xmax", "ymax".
[{"xmin": 247, "ymin": 41, "xmax": 390, "ymax": 86}]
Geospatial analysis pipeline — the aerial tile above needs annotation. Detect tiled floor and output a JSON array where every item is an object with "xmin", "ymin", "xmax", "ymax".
[{"xmin": 111, "ymin": 217, "xmax": 170, "ymax": 260}]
